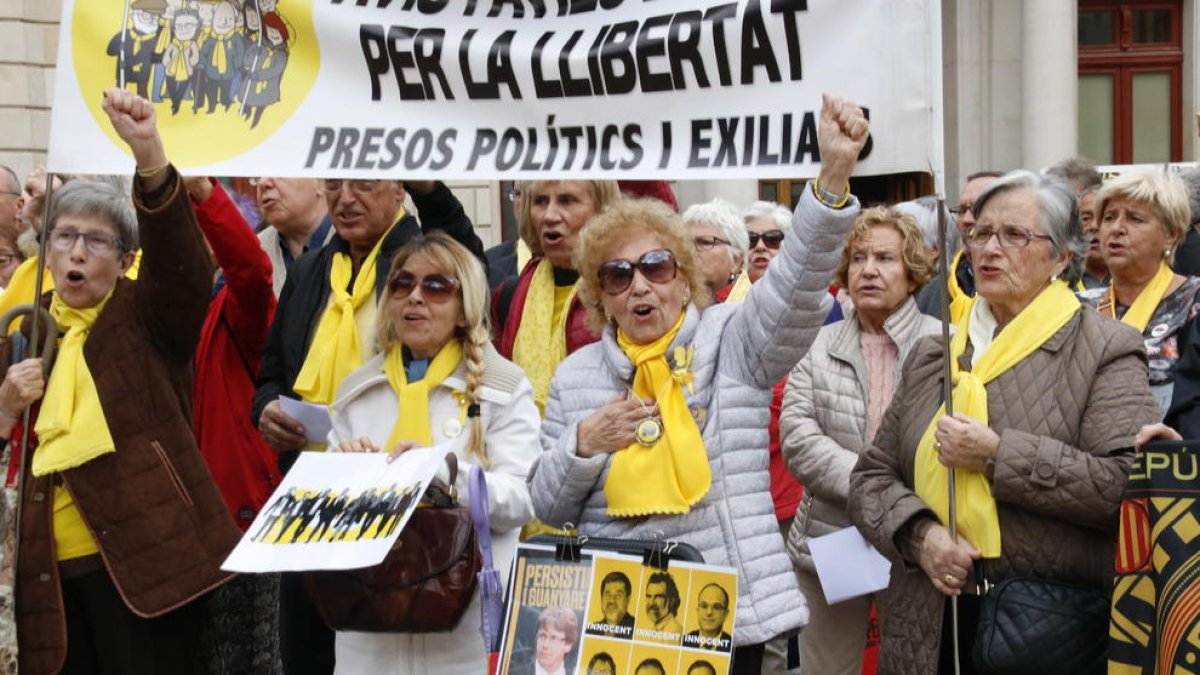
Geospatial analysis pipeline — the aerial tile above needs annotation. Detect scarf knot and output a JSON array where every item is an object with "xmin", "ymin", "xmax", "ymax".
[{"xmin": 383, "ymin": 342, "xmax": 463, "ymax": 451}]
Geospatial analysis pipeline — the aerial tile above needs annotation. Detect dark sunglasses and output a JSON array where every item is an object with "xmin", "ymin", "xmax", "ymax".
[
  {"xmin": 597, "ymin": 249, "xmax": 678, "ymax": 296},
  {"xmin": 748, "ymin": 230, "xmax": 785, "ymax": 250},
  {"xmin": 387, "ymin": 270, "xmax": 461, "ymax": 302}
]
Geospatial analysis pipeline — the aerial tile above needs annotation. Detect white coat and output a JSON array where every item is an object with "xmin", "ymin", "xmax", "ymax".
[{"xmin": 327, "ymin": 344, "xmax": 540, "ymax": 675}]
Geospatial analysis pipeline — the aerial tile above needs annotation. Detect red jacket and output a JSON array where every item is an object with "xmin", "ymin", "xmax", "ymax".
[
  {"xmin": 192, "ymin": 182, "xmax": 281, "ymax": 530},
  {"xmin": 493, "ymin": 256, "xmax": 598, "ymax": 359}
]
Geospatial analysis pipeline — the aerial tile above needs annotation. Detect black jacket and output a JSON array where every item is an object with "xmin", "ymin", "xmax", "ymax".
[{"xmin": 252, "ymin": 183, "xmax": 484, "ymax": 469}]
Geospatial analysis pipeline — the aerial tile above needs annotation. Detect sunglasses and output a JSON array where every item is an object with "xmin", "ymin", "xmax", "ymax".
[
  {"xmin": 597, "ymin": 249, "xmax": 677, "ymax": 296},
  {"xmin": 387, "ymin": 270, "xmax": 461, "ymax": 302},
  {"xmin": 748, "ymin": 230, "xmax": 785, "ymax": 250}
]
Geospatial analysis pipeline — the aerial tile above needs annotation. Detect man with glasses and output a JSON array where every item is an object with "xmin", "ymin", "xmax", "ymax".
[
  {"xmin": 253, "ymin": 177, "xmax": 332, "ymax": 297},
  {"xmin": 916, "ymin": 170, "xmax": 1002, "ymax": 321},
  {"xmin": 252, "ymin": 177, "xmax": 483, "ymax": 675},
  {"xmin": 683, "ymin": 198, "xmax": 747, "ymax": 298},
  {"xmin": 485, "ymin": 180, "xmax": 533, "ymax": 290}
]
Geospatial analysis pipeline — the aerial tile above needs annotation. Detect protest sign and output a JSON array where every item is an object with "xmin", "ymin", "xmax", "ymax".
[
  {"xmin": 49, "ymin": 0, "xmax": 943, "ymax": 180},
  {"xmin": 221, "ymin": 447, "xmax": 443, "ymax": 573},
  {"xmin": 499, "ymin": 544, "xmax": 738, "ymax": 675}
]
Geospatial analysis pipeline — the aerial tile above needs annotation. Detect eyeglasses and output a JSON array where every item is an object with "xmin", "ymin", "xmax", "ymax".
[
  {"xmin": 597, "ymin": 249, "xmax": 677, "ymax": 296},
  {"xmin": 506, "ymin": 188, "xmax": 522, "ymax": 203},
  {"xmin": 692, "ymin": 235, "xmax": 730, "ymax": 251},
  {"xmin": 748, "ymin": 230, "xmax": 785, "ymax": 250},
  {"xmin": 949, "ymin": 203, "xmax": 973, "ymax": 218},
  {"xmin": 964, "ymin": 225, "xmax": 1053, "ymax": 250},
  {"xmin": 0, "ymin": 253, "xmax": 20, "ymax": 266},
  {"xmin": 387, "ymin": 270, "xmax": 460, "ymax": 302},
  {"xmin": 51, "ymin": 229, "xmax": 123, "ymax": 256},
  {"xmin": 322, "ymin": 179, "xmax": 381, "ymax": 196}
]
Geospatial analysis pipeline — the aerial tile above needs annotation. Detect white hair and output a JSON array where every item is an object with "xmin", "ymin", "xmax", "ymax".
[
  {"xmin": 741, "ymin": 200, "xmax": 792, "ymax": 230},
  {"xmin": 682, "ymin": 198, "xmax": 748, "ymax": 261},
  {"xmin": 894, "ymin": 196, "xmax": 960, "ymax": 255}
]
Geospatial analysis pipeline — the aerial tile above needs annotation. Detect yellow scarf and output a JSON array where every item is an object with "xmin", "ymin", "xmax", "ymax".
[
  {"xmin": 254, "ymin": 50, "xmax": 275, "ymax": 94},
  {"xmin": 1103, "ymin": 261, "xmax": 1174, "ymax": 333},
  {"xmin": 946, "ymin": 250, "xmax": 975, "ymax": 324},
  {"xmin": 605, "ymin": 313, "xmax": 710, "ymax": 516},
  {"xmin": 914, "ymin": 281, "xmax": 1079, "ymax": 557},
  {"xmin": 154, "ymin": 17, "xmax": 172, "ymax": 54},
  {"xmin": 0, "ymin": 252, "xmax": 140, "ymax": 334},
  {"xmin": 32, "ymin": 293, "xmax": 116, "ymax": 476},
  {"xmin": 383, "ymin": 341, "xmax": 463, "ymax": 450},
  {"xmin": 167, "ymin": 39, "xmax": 193, "ymax": 81},
  {"xmin": 209, "ymin": 33, "xmax": 233, "ymax": 74},
  {"xmin": 293, "ymin": 222, "xmax": 397, "ymax": 405},
  {"xmin": 724, "ymin": 270, "xmax": 752, "ymax": 304},
  {"xmin": 512, "ymin": 259, "xmax": 577, "ymax": 413}
]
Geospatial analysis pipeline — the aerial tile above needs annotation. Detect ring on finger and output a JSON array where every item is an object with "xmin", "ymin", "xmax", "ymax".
[{"xmin": 943, "ymin": 573, "xmax": 956, "ymax": 585}]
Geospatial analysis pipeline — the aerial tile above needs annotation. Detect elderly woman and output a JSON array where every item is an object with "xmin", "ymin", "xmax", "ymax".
[
  {"xmin": 327, "ymin": 232, "xmax": 540, "ymax": 673},
  {"xmin": 529, "ymin": 95, "xmax": 868, "ymax": 673},
  {"xmin": 848, "ymin": 170, "xmax": 1160, "ymax": 674},
  {"xmin": 682, "ymin": 198, "xmax": 747, "ymax": 298},
  {"xmin": 0, "ymin": 90, "xmax": 240, "ymax": 674},
  {"xmin": 781, "ymin": 207, "xmax": 938, "ymax": 675},
  {"xmin": 720, "ymin": 199, "xmax": 793, "ymax": 302},
  {"xmin": 492, "ymin": 179, "xmax": 621, "ymax": 413},
  {"xmin": 1078, "ymin": 169, "xmax": 1198, "ymax": 415}
]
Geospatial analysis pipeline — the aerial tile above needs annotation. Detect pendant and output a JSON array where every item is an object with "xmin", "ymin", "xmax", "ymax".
[
  {"xmin": 442, "ymin": 418, "xmax": 464, "ymax": 438},
  {"xmin": 635, "ymin": 417, "xmax": 663, "ymax": 447}
]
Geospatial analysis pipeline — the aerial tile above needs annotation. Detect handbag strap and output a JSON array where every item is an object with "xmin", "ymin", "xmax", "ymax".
[{"xmin": 469, "ymin": 465, "xmax": 494, "ymax": 569}]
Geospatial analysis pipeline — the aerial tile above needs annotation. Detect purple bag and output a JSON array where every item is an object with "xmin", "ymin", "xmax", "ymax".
[{"xmin": 469, "ymin": 466, "xmax": 504, "ymax": 653}]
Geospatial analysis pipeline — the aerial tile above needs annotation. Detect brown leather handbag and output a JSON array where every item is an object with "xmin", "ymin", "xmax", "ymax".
[{"xmin": 304, "ymin": 454, "xmax": 481, "ymax": 633}]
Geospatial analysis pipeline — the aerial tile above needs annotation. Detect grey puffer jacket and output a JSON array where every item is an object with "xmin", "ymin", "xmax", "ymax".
[
  {"xmin": 528, "ymin": 186, "xmax": 857, "ymax": 647},
  {"xmin": 781, "ymin": 297, "xmax": 940, "ymax": 574},
  {"xmin": 847, "ymin": 308, "xmax": 1159, "ymax": 675}
]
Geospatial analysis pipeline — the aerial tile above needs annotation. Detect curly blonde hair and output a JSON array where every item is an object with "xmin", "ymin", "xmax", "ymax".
[
  {"xmin": 518, "ymin": 180, "xmax": 622, "ymax": 259},
  {"xmin": 376, "ymin": 232, "xmax": 490, "ymax": 463},
  {"xmin": 834, "ymin": 206, "xmax": 934, "ymax": 291},
  {"xmin": 574, "ymin": 199, "xmax": 711, "ymax": 334}
]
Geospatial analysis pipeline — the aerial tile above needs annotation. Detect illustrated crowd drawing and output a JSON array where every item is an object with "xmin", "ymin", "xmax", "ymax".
[
  {"xmin": 108, "ymin": 0, "xmax": 293, "ymax": 127},
  {"xmin": 252, "ymin": 483, "xmax": 421, "ymax": 545}
]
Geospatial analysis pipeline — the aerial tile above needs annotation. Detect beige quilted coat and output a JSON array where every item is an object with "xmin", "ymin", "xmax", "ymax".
[
  {"xmin": 847, "ymin": 307, "xmax": 1159, "ymax": 675},
  {"xmin": 780, "ymin": 297, "xmax": 940, "ymax": 573}
]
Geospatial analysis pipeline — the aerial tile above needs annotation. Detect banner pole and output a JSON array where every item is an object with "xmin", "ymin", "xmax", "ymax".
[{"xmin": 936, "ymin": 198, "xmax": 961, "ymax": 675}]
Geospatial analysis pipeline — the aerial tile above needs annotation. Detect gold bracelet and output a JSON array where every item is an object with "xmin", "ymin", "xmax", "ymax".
[
  {"xmin": 136, "ymin": 162, "xmax": 169, "ymax": 178},
  {"xmin": 813, "ymin": 176, "xmax": 850, "ymax": 209}
]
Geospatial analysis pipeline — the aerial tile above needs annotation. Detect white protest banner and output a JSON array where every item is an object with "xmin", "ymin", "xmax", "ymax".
[
  {"xmin": 49, "ymin": 0, "xmax": 942, "ymax": 180},
  {"xmin": 221, "ymin": 446, "xmax": 444, "ymax": 573}
]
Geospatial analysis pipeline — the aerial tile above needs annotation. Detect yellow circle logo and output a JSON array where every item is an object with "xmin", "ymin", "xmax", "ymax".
[{"xmin": 72, "ymin": 0, "xmax": 319, "ymax": 167}]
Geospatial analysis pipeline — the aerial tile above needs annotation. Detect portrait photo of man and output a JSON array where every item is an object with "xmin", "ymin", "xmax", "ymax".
[
  {"xmin": 586, "ymin": 651, "xmax": 619, "ymax": 675},
  {"xmin": 513, "ymin": 606, "xmax": 579, "ymax": 675},
  {"xmin": 684, "ymin": 583, "xmax": 732, "ymax": 651},
  {"xmin": 642, "ymin": 571, "xmax": 683, "ymax": 634},
  {"xmin": 587, "ymin": 570, "xmax": 636, "ymax": 639}
]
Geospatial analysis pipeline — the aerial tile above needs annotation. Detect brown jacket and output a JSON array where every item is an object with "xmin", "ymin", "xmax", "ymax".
[
  {"xmin": 10, "ymin": 170, "xmax": 241, "ymax": 675},
  {"xmin": 848, "ymin": 307, "xmax": 1159, "ymax": 675}
]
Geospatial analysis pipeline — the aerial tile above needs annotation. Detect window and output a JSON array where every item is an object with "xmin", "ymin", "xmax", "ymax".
[
  {"xmin": 1077, "ymin": 1, "xmax": 1183, "ymax": 164},
  {"xmin": 758, "ymin": 173, "xmax": 933, "ymax": 210}
]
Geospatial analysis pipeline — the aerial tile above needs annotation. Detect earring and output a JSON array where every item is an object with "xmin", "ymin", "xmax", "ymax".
[
  {"xmin": 1165, "ymin": 248, "xmax": 1174, "ymax": 258},
  {"xmin": 1051, "ymin": 273, "xmax": 1058, "ymax": 282}
]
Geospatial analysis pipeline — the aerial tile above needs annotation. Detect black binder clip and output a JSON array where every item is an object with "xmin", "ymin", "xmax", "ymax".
[
  {"xmin": 555, "ymin": 524, "xmax": 587, "ymax": 563},
  {"xmin": 642, "ymin": 536, "xmax": 678, "ymax": 571}
]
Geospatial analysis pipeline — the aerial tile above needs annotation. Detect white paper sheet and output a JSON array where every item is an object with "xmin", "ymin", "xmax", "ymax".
[
  {"xmin": 808, "ymin": 527, "xmax": 892, "ymax": 605},
  {"xmin": 221, "ymin": 447, "xmax": 445, "ymax": 573},
  {"xmin": 278, "ymin": 396, "xmax": 332, "ymax": 444}
]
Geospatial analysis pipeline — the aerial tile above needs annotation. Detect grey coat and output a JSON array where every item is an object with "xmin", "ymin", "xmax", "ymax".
[
  {"xmin": 781, "ymin": 297, "xmax": 940, "ymax": 573},
  {"xmin": 847, "ymin": 308, "xmax": 1159, "ymax": 675},
  {"xmin": 528, "ymin": 186, "xmax": 857, "ymax": 646}
]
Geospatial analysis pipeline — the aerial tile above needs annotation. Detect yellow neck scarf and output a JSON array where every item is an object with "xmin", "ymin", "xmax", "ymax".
[
  {"xmin": 383, "ymin": 341, "xmax": 463, "ymax": 450},
  {"xmin": 947, "ymin": 250, "xmax": 974, "ymax": 324},
  {"xmin": 254, "ymin": 50, "xmax": 275, "ymax": 94},
  {"xmin": 293, "ymin": 221, "xmax": 398, "ymax": 405},
  {"xmin": 914, "ymin": 281, "xmax": 1080, "ymax": 557},
  {"xmin": 167, "ymin": 39, "xmax": 192, "ymax": 80},
  {"xmin": 724, "ymin": 270, "xmax": 753, "ymax": 304},
  {"xmin": 512, "ymin": 258, "xmax": 576, "ymax": 414},
  {"xmin": 154, "ymin": 17, "xmax": 172, "ymax": 54},
  {"xmin": 32, "ymin": 293, "xmax": 116, "ymax": 477},
  {"xmin": 210, "ymin": 34, "xmax": 233, "ymax": 73},
  {"xmin": 605, "ymin": 313, "xmax": 710, "ymax": 517},
  {"xmin": 1104, "ymin": 261, "xmax": 1174, "ymax": 333}
]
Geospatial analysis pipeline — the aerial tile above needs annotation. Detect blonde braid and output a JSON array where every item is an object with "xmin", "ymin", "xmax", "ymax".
[{"xmin": 461, "ymin": 324, "xmax": 489, "ymax": 466}]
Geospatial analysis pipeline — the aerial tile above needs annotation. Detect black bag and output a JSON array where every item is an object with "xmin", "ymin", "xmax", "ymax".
[{"xmin": 971, "ymin": 576, "xmax": 1110, "ymax": 675}]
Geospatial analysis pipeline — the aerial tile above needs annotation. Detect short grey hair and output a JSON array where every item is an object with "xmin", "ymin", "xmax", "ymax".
[
  {"xmin": 973, "ymin": 170, "xmax": 1086, "ymax": 285},
  {"xmin": 0, "ymin": 166, "xmax": 19, "ymax": 195},
  {"xmin": 681, "ymin": 198, "xmax": 748, "ymax": 262},
  {"xmin": 1180, "ymin": 169, "xmax": 1200, "ymax": 229},
  {"xmin": 48, "ymin": 181, "xmax": 139, "ymax": 253},
  {"xmin": 1045, "ymin": 156, "xmax": 1102, "ymax": 193},
  {"xmin": 894, "ymin": 196, "xmax": 960, "ymax": 255},
  {"xmin": 741, "ymin": 200, "xmax": 792, "ymax": 231}
]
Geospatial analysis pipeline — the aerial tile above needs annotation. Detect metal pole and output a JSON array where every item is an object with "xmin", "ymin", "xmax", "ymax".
[
  {"xmin": 118, "ymin": 0, "xmax": 132, "ymax": 90},
  {"xmin": 936, "ymin": 197, "xmax": 961, "ymax": 675}
]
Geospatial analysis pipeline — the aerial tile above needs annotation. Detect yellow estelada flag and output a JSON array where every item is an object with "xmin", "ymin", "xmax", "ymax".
[{"xmin": 913, "ymin": 280, "xmax": 1080, "ymax": 557}]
